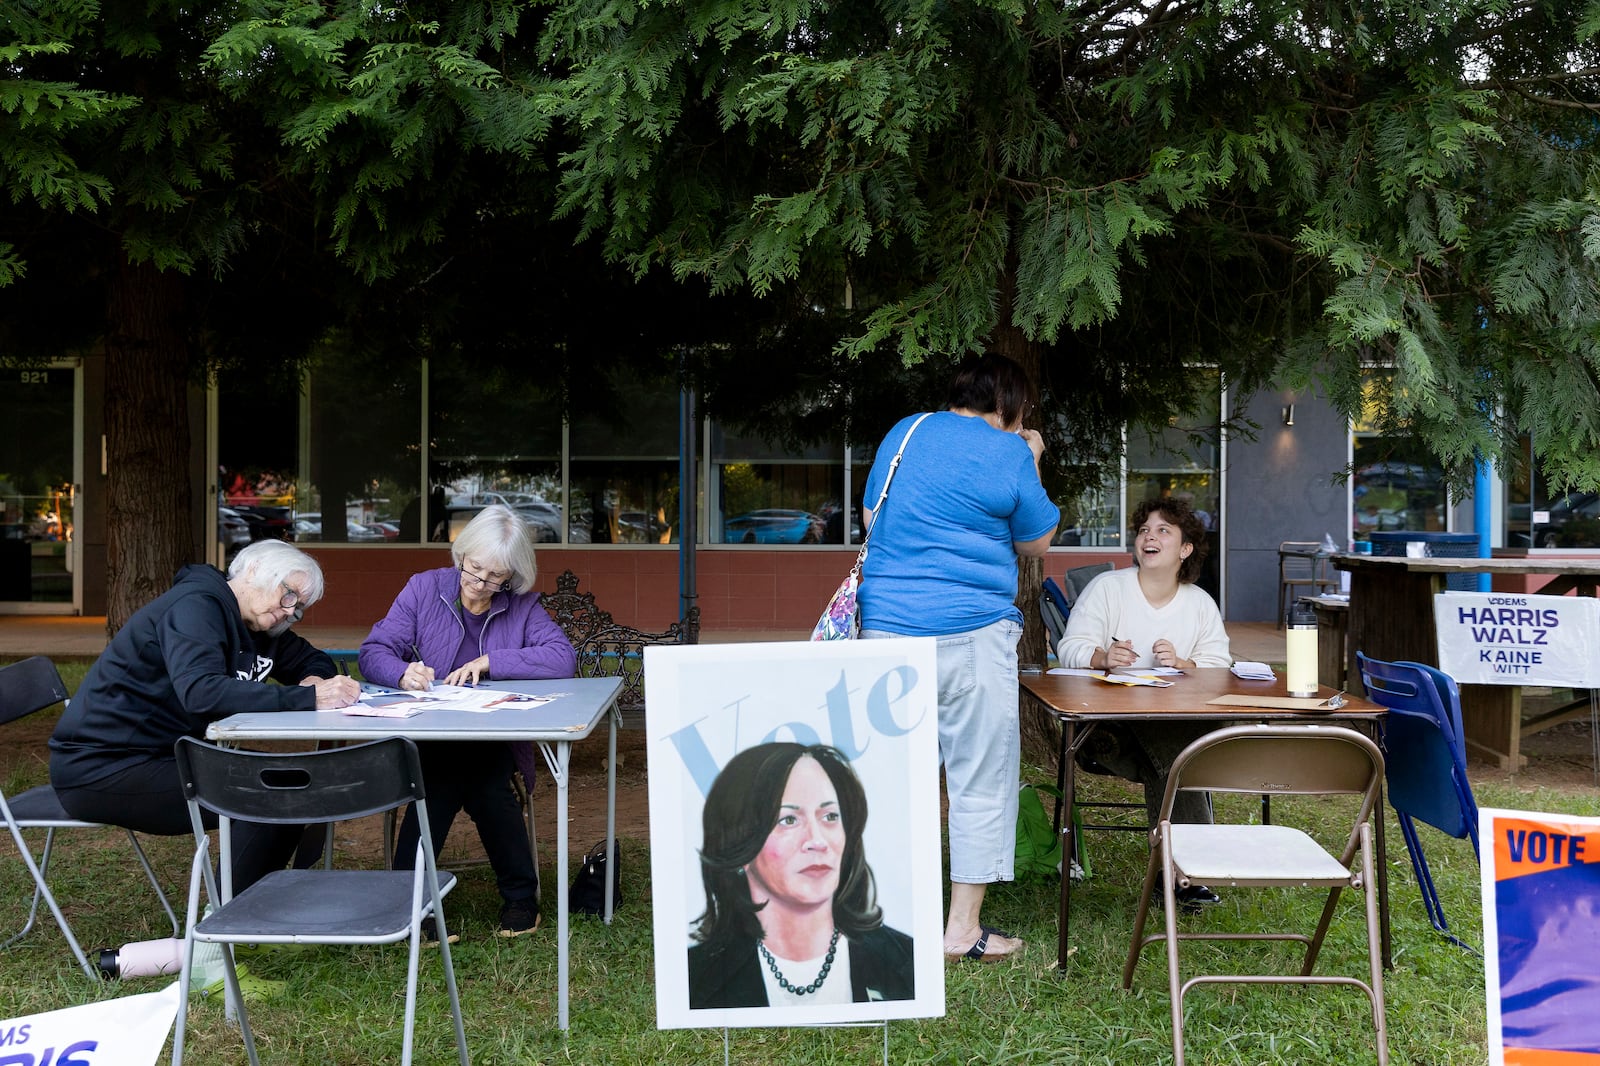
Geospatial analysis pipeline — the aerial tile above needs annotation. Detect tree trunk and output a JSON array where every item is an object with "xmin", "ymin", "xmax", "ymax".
[
  {"xmin": 986, "ymin": 267, "xmax": 1058, "ymax": 773},
  {"xmin": 104, "ymin": 258, "xmax": 193, "ymax": 634}
]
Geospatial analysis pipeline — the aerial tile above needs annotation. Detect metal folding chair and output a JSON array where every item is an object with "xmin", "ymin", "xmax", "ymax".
[
  {"xmin": 1357, "ymin": 653, "xmax": 1480, "ymax": 952},
  {"xmin": 1063, "ymin": 562, "xmax": 1114, "ymax": 602},
  {"xmin": 1278, "ymin": 541, "xmax": 1337, "ymax": 629},
  {"xmin": 170, "ymin": 736, "xmax": 468, "ymax": 1066},
  {"xmin": 1122, "ymin": 723, "xmax": 1388, "ymax": 1066},
  {"xmin": 1, "ymin": 655, "xmax": 177, "ymax": 979}
]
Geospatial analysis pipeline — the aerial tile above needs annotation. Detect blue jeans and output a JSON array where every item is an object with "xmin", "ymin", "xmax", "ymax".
[{"xmin": 862, "ymin": 618, "xmax": 1022, "ymax": 884}]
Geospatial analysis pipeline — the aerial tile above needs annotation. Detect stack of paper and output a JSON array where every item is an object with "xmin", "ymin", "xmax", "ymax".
[{"xmin": 1231, "ymin": 661, "xmax": 1276, "ymax": 680}]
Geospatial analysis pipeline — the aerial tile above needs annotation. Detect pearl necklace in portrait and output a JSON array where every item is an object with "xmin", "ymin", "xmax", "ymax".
[{"xmin": 757, "ymin": 928, "xmax": 841, "ymax": 996}]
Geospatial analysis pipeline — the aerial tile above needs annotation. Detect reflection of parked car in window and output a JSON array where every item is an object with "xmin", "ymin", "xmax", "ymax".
[
  {"xmin": 1356, "ymin": 461, "xmax": 1441, "ymax": 491},
  {"xmin": 723, "ymin": 509, "xmax": 823, "ymax": 544},
  {"xmin": 1533, "ymin": 492, "xmax": 1600, "ymax": 548},
  {"xmin": 817, "ymin": 502, "xmax": 862, "ymax": 544},
  {"xmin": 292, "ymin": 513, "xmax": 386, "ymax": 542},
  {"xmin": 229, "ymin": 504, "xmax": 294, "ymax": 542},
  {"xmin": 217, "ymin": 507, "xmax": 252, "ymax": 551},
  {"xmin": 615, "ymin": 510, "xmax": 672, "ymax": 542},
  {"xmin": 514, "ymin": 502, "xmax": 562, "ymax": 543},
  {"xmin": 1354, "ymin": 507, "xmax": 1409, "ymax": 532},
  {"xmin": 1052, "ymin": 525, "xmax": 1123, "ymax": 547}
]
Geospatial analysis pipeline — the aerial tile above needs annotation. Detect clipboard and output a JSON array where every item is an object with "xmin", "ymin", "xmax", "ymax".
[{"xmin": 1205, "ymin": 694, "xmax": 1337, "ymax": 712}]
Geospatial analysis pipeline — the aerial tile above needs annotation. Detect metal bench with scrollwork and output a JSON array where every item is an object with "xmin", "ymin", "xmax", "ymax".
[{"xmin": 540, "ymin": 569, "xmax": 700, "ymax": 729}]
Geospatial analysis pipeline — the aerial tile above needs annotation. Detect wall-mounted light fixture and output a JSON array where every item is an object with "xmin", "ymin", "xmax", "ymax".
[{"xmin": 1282, "ymin": 403, "xmax": 1295, "ymax": 427}]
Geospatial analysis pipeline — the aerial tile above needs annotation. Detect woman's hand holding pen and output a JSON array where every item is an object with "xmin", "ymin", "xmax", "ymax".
[
  {"xmin": 401, "ymin": 660, "xmax": 435, "ymax": 691},
  {"xmin": 444, "ymin": 655, "xmax": 489, "ymax": 688},
  {"xmin": 1099, "ymin": 638, "xmax": 1135, "ymax": 671}
]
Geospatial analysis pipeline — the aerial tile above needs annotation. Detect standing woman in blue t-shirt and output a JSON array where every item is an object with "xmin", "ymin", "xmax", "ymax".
[{"xmin": 858, "ymin": 353, "xmax": 1058, "ymax": 963}]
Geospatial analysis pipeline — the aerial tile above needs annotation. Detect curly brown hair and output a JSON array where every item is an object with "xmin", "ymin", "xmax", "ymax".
[{"xmin": 1130, "ymin": 496, "xmax": 1208, "ymax": 585}]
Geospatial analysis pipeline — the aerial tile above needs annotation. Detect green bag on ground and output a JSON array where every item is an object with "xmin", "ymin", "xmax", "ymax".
[{"xmin": 1015, "ymin": 782, "xmax": 1064, "ymax": 881}]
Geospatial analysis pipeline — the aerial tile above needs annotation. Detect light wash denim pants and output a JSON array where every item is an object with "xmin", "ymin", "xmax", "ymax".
[{"xmin": 861, "ymin": 617, "xmax": 1022, "ymax": 884}]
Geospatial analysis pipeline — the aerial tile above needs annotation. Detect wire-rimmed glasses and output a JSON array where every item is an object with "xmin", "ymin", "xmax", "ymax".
[{"xmin": 459, "ymin": 563, "xmax": 512, "ymax": 594}]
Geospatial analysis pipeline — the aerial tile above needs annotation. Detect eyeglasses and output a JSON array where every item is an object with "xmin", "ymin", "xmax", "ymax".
[
  {"xmin": 278, "ymin": 582, "xmax": 305, "ymax": 609},
  {"xmin": 459, "ymin": 563, "xmax": 512, "ymax": 593}
]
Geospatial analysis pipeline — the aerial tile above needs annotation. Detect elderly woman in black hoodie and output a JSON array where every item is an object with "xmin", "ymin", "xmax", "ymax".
[{"xmin": 50, "ymin": 539, "xmax": 360, "ymax": 892}]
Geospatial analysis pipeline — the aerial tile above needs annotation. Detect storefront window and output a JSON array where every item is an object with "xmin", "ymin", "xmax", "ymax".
[
  {"xmin": 1505, "ymin": 434, "xmax": 1599, "ymax": 549},
  {"xmin": 709, "ymin": 427, "xmax": 843, "ymax": 545},
  {"xmin": 299, "ymin": 345, "xmax": 421, "ymax": 543},
  {"xmin": 217, "ymin": 365, "xmax": 301, "ymax": 557},
  {"xmin": 1056, "ymin": 474, "xmax": 1123, "ymax": 548},
  {"xmin": 0, "ymin": 365, "xmax": 75, "ymax": 601},
  {"xmin": 1123, "ymin": 370, "xmax": 1221, "ymax": 596},
  {"xmin": 428, "ymin": 358, "xmax": 563, "ymax": 543},
  {"xmin": 1351, "ymin": 371, "xmax": 1446, "ymax": 539},
  {"xmin": 569, "ymin": 370, "xmax": 680, "ymax": 544}
]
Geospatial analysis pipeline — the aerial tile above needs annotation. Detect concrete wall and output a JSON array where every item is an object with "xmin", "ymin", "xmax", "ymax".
[{"xmin": 1224, "ymin": 383, "xmax": 1349, "ymax": 622}]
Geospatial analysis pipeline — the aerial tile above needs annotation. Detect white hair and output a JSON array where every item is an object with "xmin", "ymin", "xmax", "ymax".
[
  {"xmin": 227, "ymin": 539, "xmax": 326, "ymax": 604},
  {"xmin": 450, "ymin": 505, "xmax": 537, "ymax": 594}
]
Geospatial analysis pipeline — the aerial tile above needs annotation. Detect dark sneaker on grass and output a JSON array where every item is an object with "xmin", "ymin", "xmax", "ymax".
[
  {"xmin": 420, "ymin": 917, "xmax": 459, "ymax": 946},
  {"xmin": 497, "ymin": 898, "xmax": 541, "ymax": 938},
  {"xmin": 1154, "ymin": 881, "xmax": 1222, "ymax": 913}
]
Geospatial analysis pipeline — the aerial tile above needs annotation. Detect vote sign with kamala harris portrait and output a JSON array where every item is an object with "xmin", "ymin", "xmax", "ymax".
[{"xmin": 643, "ymin": 639, "xmax": 945, "ymax": 1030}]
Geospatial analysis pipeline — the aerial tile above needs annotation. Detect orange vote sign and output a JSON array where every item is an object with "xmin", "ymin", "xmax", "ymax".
[{"xmin": 1493, "ymin": 816, "xmax": 1598, "ymax": 881}]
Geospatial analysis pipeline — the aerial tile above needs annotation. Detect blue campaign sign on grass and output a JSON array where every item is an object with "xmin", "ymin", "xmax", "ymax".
[{"xmin": 1434, "ymin": 592, "xmax": 1600, "ymax": 688}]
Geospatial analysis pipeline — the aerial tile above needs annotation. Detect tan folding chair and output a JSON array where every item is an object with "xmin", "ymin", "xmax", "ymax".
[{"xmin": 1121, "ymin": 724, "xmax": 1388, "ymax": 1066}]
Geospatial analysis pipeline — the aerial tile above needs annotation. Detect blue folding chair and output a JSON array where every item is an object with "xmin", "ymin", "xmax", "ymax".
[{"xmin": 1356, "ymin": 653, "xmax": 1479, "ymax": 952}]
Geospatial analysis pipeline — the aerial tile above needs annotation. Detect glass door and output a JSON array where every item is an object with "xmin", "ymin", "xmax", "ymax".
[{"xmin": 0, "ymin": 363, "xmax": 78, "ymax": 610}]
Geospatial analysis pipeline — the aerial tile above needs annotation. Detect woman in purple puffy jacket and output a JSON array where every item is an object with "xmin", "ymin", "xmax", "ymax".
[{"xmin": 360, "ymin": 504, "xmax": 576, "ymax": 940}]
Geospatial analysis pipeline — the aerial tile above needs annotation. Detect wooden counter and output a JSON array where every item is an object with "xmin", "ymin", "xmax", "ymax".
[{"xmin": 1330, "ymin": 553, "xmax": 1600, "ymax": 770}]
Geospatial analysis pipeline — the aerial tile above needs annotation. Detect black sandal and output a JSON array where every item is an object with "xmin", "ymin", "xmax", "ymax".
[{"xmin": 945, "ymin": 925, "xmax": 1024, "ymax": 963}]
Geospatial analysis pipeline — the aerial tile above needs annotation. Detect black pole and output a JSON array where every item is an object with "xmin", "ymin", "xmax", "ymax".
[{"xmin": 678, "ymin": 358, "xmax": 698, "ymax": 635}]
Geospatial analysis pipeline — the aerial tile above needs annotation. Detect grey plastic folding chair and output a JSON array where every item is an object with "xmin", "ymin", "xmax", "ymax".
[
  {"xmin": 1122, "ymin": 723, "xmax": 1388, "ymax": 1066},
  {"xmin": 170, "ymin": 736, "xmax": 468, "ymax": 1066},
  {"xmin": 1, "ymin": 655, "xmax": 177, "ymax": 978}
]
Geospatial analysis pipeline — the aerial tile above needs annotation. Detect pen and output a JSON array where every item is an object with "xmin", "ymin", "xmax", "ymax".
[
  {"xmin": 409, "ymin": 643, "xmax": 432, "ymax": 691},
  {"xmin": 1104, "ymin": 638, "xmax": 1123, "ymax": 676}
]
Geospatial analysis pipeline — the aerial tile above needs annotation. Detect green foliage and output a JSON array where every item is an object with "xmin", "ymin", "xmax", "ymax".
[
  {"xmin": 534, "ymin": 0, "xmax": 1600, "ymax": 490},
  {"xmin": 8, "ymin": 0, "xmax": 1600, "ymax": 503}
]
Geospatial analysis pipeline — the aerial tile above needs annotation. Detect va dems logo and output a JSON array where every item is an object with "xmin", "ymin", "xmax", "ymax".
[
  {"xmin": 0, "ymin": 1023, "xmax": 98, "ymax": 1065},
  {"xmin": 235, "ymin": 654, "xmax": 274, "ymax": 683}
]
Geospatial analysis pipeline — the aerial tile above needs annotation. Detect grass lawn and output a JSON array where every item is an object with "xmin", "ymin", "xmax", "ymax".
[{"xmin": 3, "ymin": 661, "xmax": 1595, "ymax": 1063}]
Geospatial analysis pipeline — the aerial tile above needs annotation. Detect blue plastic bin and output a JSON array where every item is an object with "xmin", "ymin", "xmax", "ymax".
[{"xmin": 1368, "ymin": 531, "xmax": 1482, "ymax": 591}]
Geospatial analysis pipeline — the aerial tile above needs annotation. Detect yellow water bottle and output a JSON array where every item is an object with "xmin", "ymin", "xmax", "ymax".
[{"xmin": 1286, "ymin": 601, "xmax": 1319, "ymax": 697}]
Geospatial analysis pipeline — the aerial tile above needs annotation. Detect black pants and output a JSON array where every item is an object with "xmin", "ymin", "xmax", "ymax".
[
  {"xmin": 52, "ymin": 754, "xmax": 303, "ymax": 894},
  {"xmin": 1081, "ymin": 722, "xmax": 1216, "ymax": 826},
  {"xmin": 392, "ymin": 741, "xmax": 537, "ymax": 904}
]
